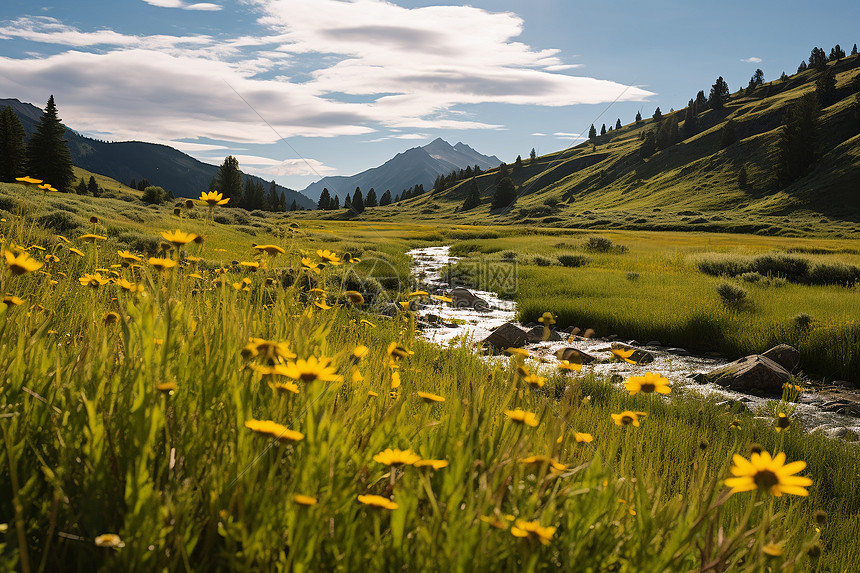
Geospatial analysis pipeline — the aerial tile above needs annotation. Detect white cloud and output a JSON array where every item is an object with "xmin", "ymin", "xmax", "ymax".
[
  {"xmin": 141, "ymin": 0, "xmax": 222, "ymax": 10},
  {"xmin": 741, "ymin": 57, "xmax": 762, "ymax": 63},
  {"xmin": 553, "ymin": 132, "xmax": 581, "ymax": 138},
  {"xmin": 233, "ymin": 155, "xmax": 338, "ymax": 176},
  {"xmin": 531, "ymin": 132, "xmax": 547, "ymax": 136},
  {"xmin": 0, "ymin": 2, "xmax": 654, "ymax": 146}
]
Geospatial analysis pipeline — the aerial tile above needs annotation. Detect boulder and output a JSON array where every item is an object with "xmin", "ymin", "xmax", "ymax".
[
  {"xmin": 481, "ymin": 322, "xmax": 530, "ymax": 353},
  {"xmin": 706, "ymin": 355, "xmax": 790, "ymax": 394},
  {"xmin": 610, "ymin": 342, "xmax": 655, "ymax": 365},
  {"xmin": 527, "ymin": 326, "xmax": 563, "ymax": 343},
  {"xmin": 450, "ymin": 287, "xmax": 490, "ymax": 311},
  {"xmin": 555, "ymin": 348, "xmax": 598, "ymax": 364},
  {"xmin": 761, "ymin": 344, "xmax": 800, "ymax": 372}
]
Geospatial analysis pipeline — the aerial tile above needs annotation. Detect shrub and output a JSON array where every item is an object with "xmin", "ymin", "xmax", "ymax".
[
  {"xmin": 626, "ymin": 271, "xmax": 640, "ymax": 281},
  {"xmin": 716, "ymin": 282, "xmax": 748, "ymax": 305},
  {"xmin": 807, "ymin": 262, "xmax": 860, "ymax": 286},
  {"xmin": 794, "ymin": 313, "xmax": 813, "ymax": 329},
  {"xmin": 532, "ymin": 255, "xmax": 554, "ymax": 267},
  {"xmin": 141, "ymin": 186, "xmax": 166, "ymax": 205},
  {"xmin": 739, "ymin": 271, "xmax": 764, "ymax": 283},
  {"xmin": 584, "ymin": 236, "xmax": 628, "ymax": 253},
  {"xmin": 500, "ymin": 250, "xmax": 518, "ymax": 261},
  {"xmin": 698, "ymin": 255, "xmax": 753, "ymax": 277},
  {"xmin": 558, "ymin": 253, "xmax": 591, "ymax": 267},
  {"xmin": 752, "ymin": 254, "xmax": 810, "ymax": 281}
]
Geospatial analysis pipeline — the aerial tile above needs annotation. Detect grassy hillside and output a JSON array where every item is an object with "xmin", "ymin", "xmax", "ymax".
[{"xmin": 320, "ymin": 54, "xmax": 860, "ymax": 236}]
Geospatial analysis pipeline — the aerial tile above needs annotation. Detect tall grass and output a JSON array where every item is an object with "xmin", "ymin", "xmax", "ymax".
[{"xmin": 0, "ymin": 191, "xmax": 858, "ymax": 570}]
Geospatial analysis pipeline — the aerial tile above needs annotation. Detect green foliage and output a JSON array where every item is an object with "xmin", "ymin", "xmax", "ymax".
[
  {"xmin": 141, "ymin": 185, "xmax": 166, "ymax": 205},
  {"xmin": 708, "ymin": 77, "xmax": 730, "ymax": 110},
  {"xmin": 588, "ymin": 124, "xmax": 597, "ymax": 140},
  {"xmin": 0, "ymin": 106, "xmax": 26, "ymax": 182},
  {"xmin": 213, "ymin": 155, "xmax": 243, "ymax": 204},
  {"xmin": 716, "ymin": 281, "xmax": 748, "ymax": 305},
  {"xmin": 491, "ymin": 177, "xmax": 517, "ymax": 209},
  {"xmin": 557, "ymin": 253, "xmax": 591, "ymax": 267},
  {"xmin": 462, "ymin": 180, "xmax": 481, "ymax": 211},
  {"xmin": 25, "ymin": 95, "xmax": 75, "ymax": 191},
  {"xmin": 583, "ymin": 236, "xmax": 627, "ymax": 253},
  {"xmin": 815, "ymin": 67, "xmax": 837, "ymax": 107},
  {"xmin": 365, "ymin": 188, "xmax": 378, "ymax": 208},
  {"xmin": 318, "ymin": 188, "xmax": 331, "ymax": 211}
]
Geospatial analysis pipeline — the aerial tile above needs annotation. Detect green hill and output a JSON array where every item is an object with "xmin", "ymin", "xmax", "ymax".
[{"xmin": 350, "ymin": 54, "xmax": 860, "ymax": 237}]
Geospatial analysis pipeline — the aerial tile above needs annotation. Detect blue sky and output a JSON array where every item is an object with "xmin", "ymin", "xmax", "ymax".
[{"xmin": 1, "ymin": 0, "xmax": 858, "ymax": 193}]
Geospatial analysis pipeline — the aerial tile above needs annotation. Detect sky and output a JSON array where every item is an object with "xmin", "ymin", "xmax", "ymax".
[{"xmin": 1, "ymin": 0, "xmax": 858, "ymax": 193}]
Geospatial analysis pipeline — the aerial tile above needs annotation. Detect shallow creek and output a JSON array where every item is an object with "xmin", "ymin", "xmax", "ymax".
[{"xmin": 407, "ymin": 245, "xmax": 860, "ymax": 439}]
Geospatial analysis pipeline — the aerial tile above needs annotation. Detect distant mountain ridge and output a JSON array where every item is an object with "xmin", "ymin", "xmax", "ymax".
[
  {"xmin": 301, "ymin": 138, "xmax": 501, "ymax": 201},
  {"xmin": 0, "ymin": 98, "xmax": 316, "ymax": 209}
]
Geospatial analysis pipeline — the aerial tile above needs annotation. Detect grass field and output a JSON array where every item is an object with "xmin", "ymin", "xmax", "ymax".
[
  {"xmin": 447, "ymin": 229, "xmax": 860, "ymax": 383},
  {"xmin": 1, "ymin": 183, "xmax": 859, "ymax": 571}
]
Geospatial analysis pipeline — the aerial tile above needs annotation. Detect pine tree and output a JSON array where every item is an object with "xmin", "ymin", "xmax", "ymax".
[
  {"xmin": 137, "ymin": 178, "xmax": 150, "ymax": 191},
  {"xmin": 529, "ymin": 148, "xmax": 536, "ymax": 163},
  {"xmin": 462, "ymin": 179, "xmax": 481, "ymax": 210},
  {"xmin": 615, "ymin": 118, "xmax": 622, "ymax": 130},
  {"xmin": 588, "ymin": 124, "xmax": 597, "ymax": 140},
  {"xmin": 809, "ymin": 47, "xmax": 827, "ymax": 70},
  {"xmin": 852, "ymin": 44, "xmax": 858, "ymax": 56},
  {"xmin": 380, "ymin": 190, "xmax": 392, "ymax": 206},
  {"xmin": 317, "ymin": 188, "xmax": 331, "ymax": 210},
  {"xmin": 214, "ymin": 156, "xmax": 243, "ymax": 204},
  {"xmin": 797, "ymin": 60, "xmax": 808, "ymax": 73},
  {"xmin": 600, "ymin": 124, "xmax": 607, "ymax": 136},
  {"xmin": 352, "ymin": 188, "xmax": 364, "ymax": 213},
  {"xmin": 780, "ymin": 71, "xmax": 788, "ymax": 81},
  {"xmin": 514, "ymin": 154, "xmax": 523, "ymax": 172},
  {"xmin": 129, "ymin": 178, "xmax": 137, "ymax": 190},
  {"xmin": 695, "ymin": 90, "xmax": 708, "ymax": 109},
  {"xmin": 25, "ymin": 95, "xmax": 74, "ymax": 191},
  {"xmin": 289, "ymin": 199, "xmax": 297, "ymax": 212},
  {"xmin": 777, "ymin": 92, "xmax": 819, "ymax": 184},
  {"xmin": 491, "ymin": 177, "xmax": 516, "ymax": 209},
  {"xmin": 708, "ymin": 77, "xmax": 730, "ymax": 110},
  {"xmin": 393, "ymin": 194, "xmax": 400, "ymax": 203},
  {"xmin": 635, "ymin": 111, "xmax": 642, "ymax": 123},
  {"xmin": 279, "ymin": 191, "xmax": 286, "ymax": 211},
  {"xmin": 0, "ymin": 106, "xmax": 26, "ymax": 182},
  {"xmin": 829, "ymin": 44, "xmax": 845, "ymax": 61},
  {"xmin": 344, "ymin": 193, "xmax": 352, "ymax": 210},
  {"xmin": 76, "ymin": 177, "xmax": 88, "ymax": 195},
  {"xmin": 653, "ymin": 107, "xmax": 662, "ymax": 121},
  {"xmin": 87, "ymin": 175, "xmax": 99, "ymax": 196},
  {"xmin": 332, "ymin": 195, "xmax": 340, "ymax": 209},
  {"xmin": 365, "ymin": 188, "xmax": 378, "ymax": 207},
  {"xmin": 267, "ymin": 181, "xmax": 280, "ymax": 211}
]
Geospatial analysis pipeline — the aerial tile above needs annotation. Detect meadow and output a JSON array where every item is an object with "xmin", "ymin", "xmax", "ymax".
[
  {"xmin": 447, "ymin": 229, "xmax": 860, "ymax": 383},
  {"xmin": 1, "ymin": 182, "xmax": 859, "ymax": 571}
]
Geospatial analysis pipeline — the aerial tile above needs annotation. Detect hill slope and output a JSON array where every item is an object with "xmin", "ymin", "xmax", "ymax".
[
  {"xmin": 357, "ymin": 55, "xmax": 860, "ymax": 236},
  {"xmin": 301, "ymin": 138, "xmax": 500, "ymax": 201},
  {"xmin": 1, "ymin": 98, "xmax": 316, "ymax": 209}
]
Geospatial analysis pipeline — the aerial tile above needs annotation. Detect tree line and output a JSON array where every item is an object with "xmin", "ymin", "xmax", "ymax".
[{"xmin": 316, "ymin": 183, "xmax": 427, "ymax": 212}]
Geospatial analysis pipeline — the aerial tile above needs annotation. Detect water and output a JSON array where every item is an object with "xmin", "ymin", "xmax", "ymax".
[{"xmin": 407, "ymin": 245, "xmax": 860, "ymax": 439}]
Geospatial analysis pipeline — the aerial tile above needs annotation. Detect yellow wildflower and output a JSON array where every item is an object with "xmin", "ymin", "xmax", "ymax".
[
  {"xmin": 244, "ymin": 419, "xmax": 304, "ymax": 442},
  {"xmin": 725, "ymin": 451, "xmax": 812, "ymax": 497}
]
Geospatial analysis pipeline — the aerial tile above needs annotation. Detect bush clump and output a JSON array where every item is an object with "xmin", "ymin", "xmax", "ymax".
[
  {"xmin": 716, "ymin": 282, "xmax": 748, "ymax": 306},
  {"xmin": 558, "ymin": 253, "xmax": 591, "ymax": 267},
  {"xmin": 584, "ymin": 236, "xmax": 628, "ymax": 253},
  {"xmin": 532, "ymin": 255, "xmax": 554, "ymax": 267},
  {"xmin": 626, "ymin": 271, "xmax": 640, "ymax": 281},
  {"xmin": 807, "ymin": 263, "xmax": 860, "ymax": 286},
  {"xmin": 794, "ymin": 313, "xmax": 813, "ymax": 329},
  {"xmin": 739, "ymin": 271, "xmax": 765, "ymax": 283},
  {"xmin": 35, "ymin": 210, "xmax": 84, "ymax": 234}
]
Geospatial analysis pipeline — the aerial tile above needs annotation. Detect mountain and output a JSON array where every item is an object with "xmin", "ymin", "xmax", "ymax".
[
  {"xmin": 301, "ymin": 138, "xmax": 500, "ymax": 201},
  {"xmin": 368, "ymin": 53, "xmax": 860, "ymax": 234},
  {"xmin": 0, "ymin": 98, "xmax": 316, "ymax": 209}
]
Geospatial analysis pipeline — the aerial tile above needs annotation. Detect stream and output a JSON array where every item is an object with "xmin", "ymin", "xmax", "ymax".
[{"xmin": 407, "ymin": 245, "xmax": 860, "ymax": 440}]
